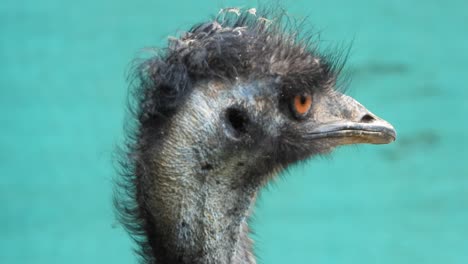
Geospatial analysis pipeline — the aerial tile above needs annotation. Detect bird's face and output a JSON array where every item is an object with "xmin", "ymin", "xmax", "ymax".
[
  {"xmin": 181, "ymin": 77, "xmax": 396, "ymax": 178},
  {"xmin": 135, "ymin": 19, "xmax": 398, "ymax": 187}
]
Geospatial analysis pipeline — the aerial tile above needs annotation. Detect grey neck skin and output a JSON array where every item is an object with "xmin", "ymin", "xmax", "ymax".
[
  {"xmin": 149, "ymin": 163, "xmax": 258, "ymax": 264},
  {"xmin": 148, "ymin": 130, "xmax": 259, "ymax": 264},
  {"xmin": 144, "ymin": 81, "xmax": 275, "ymax": 264}
]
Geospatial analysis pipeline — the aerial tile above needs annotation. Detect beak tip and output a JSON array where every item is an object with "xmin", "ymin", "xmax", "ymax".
[{"xmin": 386, "ymin": 123, "xmax": 397, "ymax": 142}]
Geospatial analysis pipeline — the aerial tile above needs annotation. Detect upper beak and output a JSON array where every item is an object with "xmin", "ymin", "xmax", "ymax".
[{"xmin": 307, "ymin": 92, "xmax": 396, "ymax": 145}]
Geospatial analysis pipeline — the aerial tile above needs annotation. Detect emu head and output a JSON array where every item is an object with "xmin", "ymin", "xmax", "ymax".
[
  {"xmin": 119, "ymin": 10, "xmax": 396, "ymax": 263},
  {"xmin": 133, "ymin": 16, "xmax": 396, "ymax": 184}
]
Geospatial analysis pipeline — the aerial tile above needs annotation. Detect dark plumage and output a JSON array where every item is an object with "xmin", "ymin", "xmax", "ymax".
[{"xmin": 115, "ymin": 8, "xmax": 396, "ymax": 264}]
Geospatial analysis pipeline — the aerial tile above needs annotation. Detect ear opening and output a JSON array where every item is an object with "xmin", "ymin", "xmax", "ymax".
[{"xmin": 225, "ymin": 107, "xmax": 249, "ymax": 138}]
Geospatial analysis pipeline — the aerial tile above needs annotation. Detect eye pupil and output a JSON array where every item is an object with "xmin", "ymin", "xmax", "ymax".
[{"xmin": 300, "ymin": 96, "xmax": 307, "ymax": 105}]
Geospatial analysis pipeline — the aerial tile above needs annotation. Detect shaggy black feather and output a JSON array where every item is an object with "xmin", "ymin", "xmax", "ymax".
[{"xmin": 115, "ymin": 7, "xmax": 347, "ymax": 263}]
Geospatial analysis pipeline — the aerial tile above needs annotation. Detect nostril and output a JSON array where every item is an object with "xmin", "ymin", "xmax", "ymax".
[
  {"xmin": 360, "ymin": 114, "xmax": 376, "ymax": 123},
  {"xmin": 225, "ymin": 107, "xmax": 249, "ymax": 136}
]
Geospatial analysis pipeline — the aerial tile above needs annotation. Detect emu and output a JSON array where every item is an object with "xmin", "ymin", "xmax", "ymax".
[{"xmin": 115, "ymin": 8, "xmax": 396, "ymax": 264}]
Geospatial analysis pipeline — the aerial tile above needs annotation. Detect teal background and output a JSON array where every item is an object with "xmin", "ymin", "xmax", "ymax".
[{"xmin": 1, "ymin": 0, "xmax": 467, "ymax": 263}]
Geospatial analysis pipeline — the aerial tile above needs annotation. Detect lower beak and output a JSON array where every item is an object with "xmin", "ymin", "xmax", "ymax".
[{"xmin": 307, "ymin": 120, "xmax": 396, "ymax": 145}]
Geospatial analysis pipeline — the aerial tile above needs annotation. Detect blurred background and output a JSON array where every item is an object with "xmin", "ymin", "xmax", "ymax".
[{"xmin": 1, "ymin": 0, "xmax": 467, "ymax": 263}]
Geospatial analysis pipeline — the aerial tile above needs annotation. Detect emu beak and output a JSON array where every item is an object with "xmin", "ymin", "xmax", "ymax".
[{"xmin": 307, "ymin": 92, "xmax": 396, "ymax": 145}]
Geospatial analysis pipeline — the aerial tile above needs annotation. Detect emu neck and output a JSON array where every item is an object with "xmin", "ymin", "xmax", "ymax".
[{"xmin": 146, "ymin": 137, "xmax": 259, "ymax": 264}]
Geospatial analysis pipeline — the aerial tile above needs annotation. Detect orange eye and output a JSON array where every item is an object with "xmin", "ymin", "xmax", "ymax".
[{"xmin": 293, "ymin": 94, "xmax": 312, "ymax": 117}]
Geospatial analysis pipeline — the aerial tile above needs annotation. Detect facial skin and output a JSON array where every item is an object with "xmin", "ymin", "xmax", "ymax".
[{"xmin": 166, "ymin": 78, "xmax": 395, "ymax": 175}]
